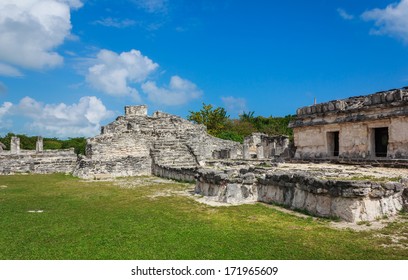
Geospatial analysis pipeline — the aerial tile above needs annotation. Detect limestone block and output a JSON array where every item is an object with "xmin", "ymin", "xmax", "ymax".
[
  {"xmin": 125, "ymin": 105, "xmax": 147, "ymax": 117},
  {"xmin": 292, "ymin": 188, "xmax": 307, "ymax": 209},
  {"xmin": 316, "ymin": 195, "xmax": 332, "ymax": 216},
  {"xmin": 359, "ymin": 199, "xmax": 382, "ymax": 221},
  {"xmin": 304, "ymin": 193, "xmax": 317, "ymax": 213},
  {"xmin": 331, "ymin": 198, "xmax": 362, "ymax": 222},
  {"xmin": 224, "ymin": 183, "xmax": 243, "ymax": 204}
]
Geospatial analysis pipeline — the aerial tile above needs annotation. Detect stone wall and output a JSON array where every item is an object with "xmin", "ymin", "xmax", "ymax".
[
  {"xmin": 0, "ymin": 136, "xmax": 78, "ymax": 175},
  {"xmin": 0, "ymin": 149, "xmax": 77, "ymax": 174},
  {"xmin": 243, "ymin": 133, "xmax": 290, "ymax": 160},
  {"xmin": 195, "ymin": 165, "xmax": 407, "ymax": 222},
  {"xmin": 152, "ymin": 164, "xmax": 196, "ymax": 182},
  {"xmin": 290, "ymin": 87, "xmax": 408, "ymax": 159},
  {"xmin": 74, "ymin": 105, "xmax": 243, "ymax": 178}
]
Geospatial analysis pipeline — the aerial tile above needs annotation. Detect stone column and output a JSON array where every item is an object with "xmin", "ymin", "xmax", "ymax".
[
  {"xmin": 243, "ymin": 143, "xmax": 249, "ymax": 159},
  {"xmin": 10, "ymin": 136, "xmax": 20, "ymax": 154},
  {"xmin": 36, "ymin": 136, "xmax": 43, "ymax": 153},
  {"xmin": 256, "ymin": 144, "xmax": 264, "ymax": 159}
]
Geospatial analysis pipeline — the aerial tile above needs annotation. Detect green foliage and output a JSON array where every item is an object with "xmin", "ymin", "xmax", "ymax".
[
  {"xmin": 0, "ymin": 132, "xmax": 14, "ymax": 150},
  {"xmin": 43, "ymin": 139, "xmax": 63, "ymax": 150},
  {"xmin": 61, "ymin": 137, "xmax": 86, "ymax": 155},
  {"xmin": 0, "ymin": 133, "xmax": 86, "ymax": 155},
  {"xmin": 187, "ymin": 104, "xmax": 295, "ymax": 143},
  {"xmin": 187, "ymin": 103, "xmax": 230, "ymax": 135},
  {"xmin": 239, "ymin": 113, "xmax": 296, "ymax": 138},
  {"xmin": 215, "ymin": 131, "xmax": 244, "ymax": 143}
]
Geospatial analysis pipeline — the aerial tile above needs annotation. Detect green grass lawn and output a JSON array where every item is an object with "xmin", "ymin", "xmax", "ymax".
[{"xmin": 0, "ymin": 174, "xmax": 407, "ymax": 260}]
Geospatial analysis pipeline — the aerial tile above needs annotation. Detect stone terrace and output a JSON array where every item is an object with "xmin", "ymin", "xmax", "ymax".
[{"xmin": 195, "ymin": 162, "xmax": 408, "ymax": 222}]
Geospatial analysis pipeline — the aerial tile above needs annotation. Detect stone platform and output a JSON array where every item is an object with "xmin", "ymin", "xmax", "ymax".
[{"xmin": 195, "ymin": 162, "xmax": 408, "ymax": 222}]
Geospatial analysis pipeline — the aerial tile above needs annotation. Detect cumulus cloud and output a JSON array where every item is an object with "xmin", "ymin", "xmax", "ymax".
[
  {"xmin": 0, "ymin": 63, "xmax": 23, "ymax": 77},
  {"xmin": 133, "ymin": 0, "xmax": 168, "ymax": 13},
  {"xmin": 0, "ymin": 101, "xmax": 12, "ymax": 118},
  {"xmin": 0, "ymin": 0, "xmax": 82, "ymax": 74},
  {"xmin": 142, "ymin": 76, "xmax": 202, "ymax": 106},
  {"xmin": 86, "ymin": 49, "xmax": 159, "ymax": 101},
  {"xmin": 61, "ymin": 0, "xmax": 83, "ymax": 9},
  {"xmin": 0, "ymin": 101, "xmax": 12, "ymax": 130},
  {"xmin": 221, "ymin": 96, "xmax": 247, "ymax": 115},
  {"xmin": 3, "ymin": 96, "xmax": 113, "ymax": 137},
  {"xmin": 362, "ymin": 0, "xmax": 408, "ymax": 42},
  {"xmin": 337, "ymin": 8, "xmax": 354, "ymax": 20},
  {"xmin": 93, "ymin": 17, "xmax": 137, "ymax": 28}
]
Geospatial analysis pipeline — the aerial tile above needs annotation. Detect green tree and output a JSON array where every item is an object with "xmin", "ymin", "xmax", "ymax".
[
  {"xmin": 239, "ymin": 111, "xmax": 255, "ymax": 122},
  {"xmin": 61, "ymin": 137, "xmax": 87, "ymax": 155},
  {"xmin": 187, "ymin": 103, "xmax": 230, "ymax": 136}
]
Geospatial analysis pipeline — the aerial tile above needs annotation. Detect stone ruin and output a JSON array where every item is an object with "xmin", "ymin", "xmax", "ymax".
[
  {"xmin": 289, "ymin": 86, "xmax": 408, "ymax": 160},
  {"xmin": 195, "ymin": 163, "xmax": 408, "ymax": 222},
  {"xmin": 194, "ymin": 86, "xmax": 408, "ymax": 222},
  {"xmin": 73, "ymin": 105, "xmax": 243, "ymax": 179},
  {"xmin": 0, "ymin": 136, "xmax": 77, "ymax": 174},
  {"xmin": 243, "ymin": 133, "xmax": 291, "ymax": 160},
  {"xmin": 1, "ymin": 94, "xmax": 407, "ymax": 222},
  {"xmin": 0, "ymin": 106, "xmax": 292, "ymax": 179}
]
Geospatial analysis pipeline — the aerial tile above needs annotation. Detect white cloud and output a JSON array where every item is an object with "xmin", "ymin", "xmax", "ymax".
[
  {"xmin": 0, "ymin": 101, "xmax": 12, "ymax": 119},
  {"xmin": 6, "ymin": 96, "xmax": 113, "ymax": 137},
  {"xmin": 337, "ymin": 8, "xmax": 354, "ymax": 20},
  {"xmin": 362, "ymin": 0, "xmax": 408, "ymax": 42},
  {"xmin": 93, "ymin": 17, "xmax": 137, "ymax": 28},
  {"xmin": 0, "ymin": 63, "xmax": 23, "ymax": 77},
  {"xmin": 61, "ymin": 0, "xmax": 83, "ymax": 9},
  {"xmin": 142, "ymin": 75, "xmax": 202, "ymax": 106},
  {"xmin": 221, "ymin": 96, "xmax": 247, "ymax": 115},
  {"xmin": 86, "ymin": 49, "xmax": 159, "ymax": 101},
  {"xmin": 0, "ymin": 0, "xmax": 82, "ymax": 74},
  {"xmin": 0, "ymin": 101, "xmax": 12, "ymax": 130},
  {"xmin": 133, "ymin": 0, "xmax": 168, "ymax": 13}
]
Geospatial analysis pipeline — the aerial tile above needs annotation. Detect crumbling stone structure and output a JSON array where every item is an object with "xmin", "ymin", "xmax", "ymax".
[
  {"xmin": 0, "ymin": 137, "xmax": 77, "ymax": 174},
  {"xmin": 243, "ymin": 133, "xmax": 290, "ymax": 160},
  {"xmin": 73, "ymin": 106, "xmax": 243, "ymax": 179},
  {"xmin": 10, "ymin": 136, "xmax": 20, "ymax": 154},
  {"xmin": 289, "ymin": 87, "xmax": 408, "ymax": 159},
  {"xmin": 195, "ymin": 164, "xmax": 407, "ymax": 222}
]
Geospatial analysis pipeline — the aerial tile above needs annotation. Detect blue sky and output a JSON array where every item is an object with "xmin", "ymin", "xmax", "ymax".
[{"xmin": 1, "ymin": 0, "xmax": 408, "ymax": 137}]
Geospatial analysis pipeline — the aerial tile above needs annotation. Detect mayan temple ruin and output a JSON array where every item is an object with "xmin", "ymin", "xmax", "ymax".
[
  {"xmin": 1, "ymin": 87, "xmax": 408, "ymax": 222},
  {"xmin": 290, "ymin": 87, "xmax": 408, "ymax": 160},
  {"xmin": 73, "ymin": 105, "xmax": 243, "ymax": 179}
]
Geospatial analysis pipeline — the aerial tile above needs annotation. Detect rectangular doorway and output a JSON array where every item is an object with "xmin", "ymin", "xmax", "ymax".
[
  {"xmin": 374, "ymin": 127, "xmax": 388, "ymax": 157},
  {"xmin": 327, "ymin": 131, "xmax": 339, "ymax": 157}
]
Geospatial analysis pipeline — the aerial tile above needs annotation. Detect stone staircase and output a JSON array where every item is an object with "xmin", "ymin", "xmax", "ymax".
[{"xmin": 151, "ymin": 139, "xmax": 198, "ymax": 168}]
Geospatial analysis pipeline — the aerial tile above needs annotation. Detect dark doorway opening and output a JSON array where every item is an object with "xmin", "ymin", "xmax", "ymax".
[
  {"xmin": 333, "ymin": 131, "xmax": 339, "ymax": 157},
  {"xmin": 327, "ymin": 131, "xmax": 340, "ymax": 157},
  {"xmin": 374, "ymin": 127, "xmax": 388, "ymax": 157}
]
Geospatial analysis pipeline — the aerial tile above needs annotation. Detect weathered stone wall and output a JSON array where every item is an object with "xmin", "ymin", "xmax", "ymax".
[
  {"xmin": 195, "ymin": 166, "xmax": 407, "ymax": 222},
  {"xmin": 74, "ymin": 105, "xmax": 243, "ymax": 178},
  {"xmin": 152, "ymin": 164, "xmax": 196, "ymax": 182},
  {"xmin": 0, "ymin": 137, "xmax": 78, "ymax": 174},
  {"xmin": 290, "ymin": 87, "xmax": 408, "ymax": 159},
  {"xmin": 243, "ymin": 133, "xmax": 290, "ymax": 159},
  {"xmin": 0, "ymin": 149, "xmax": 78, "ymax": 175}
]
